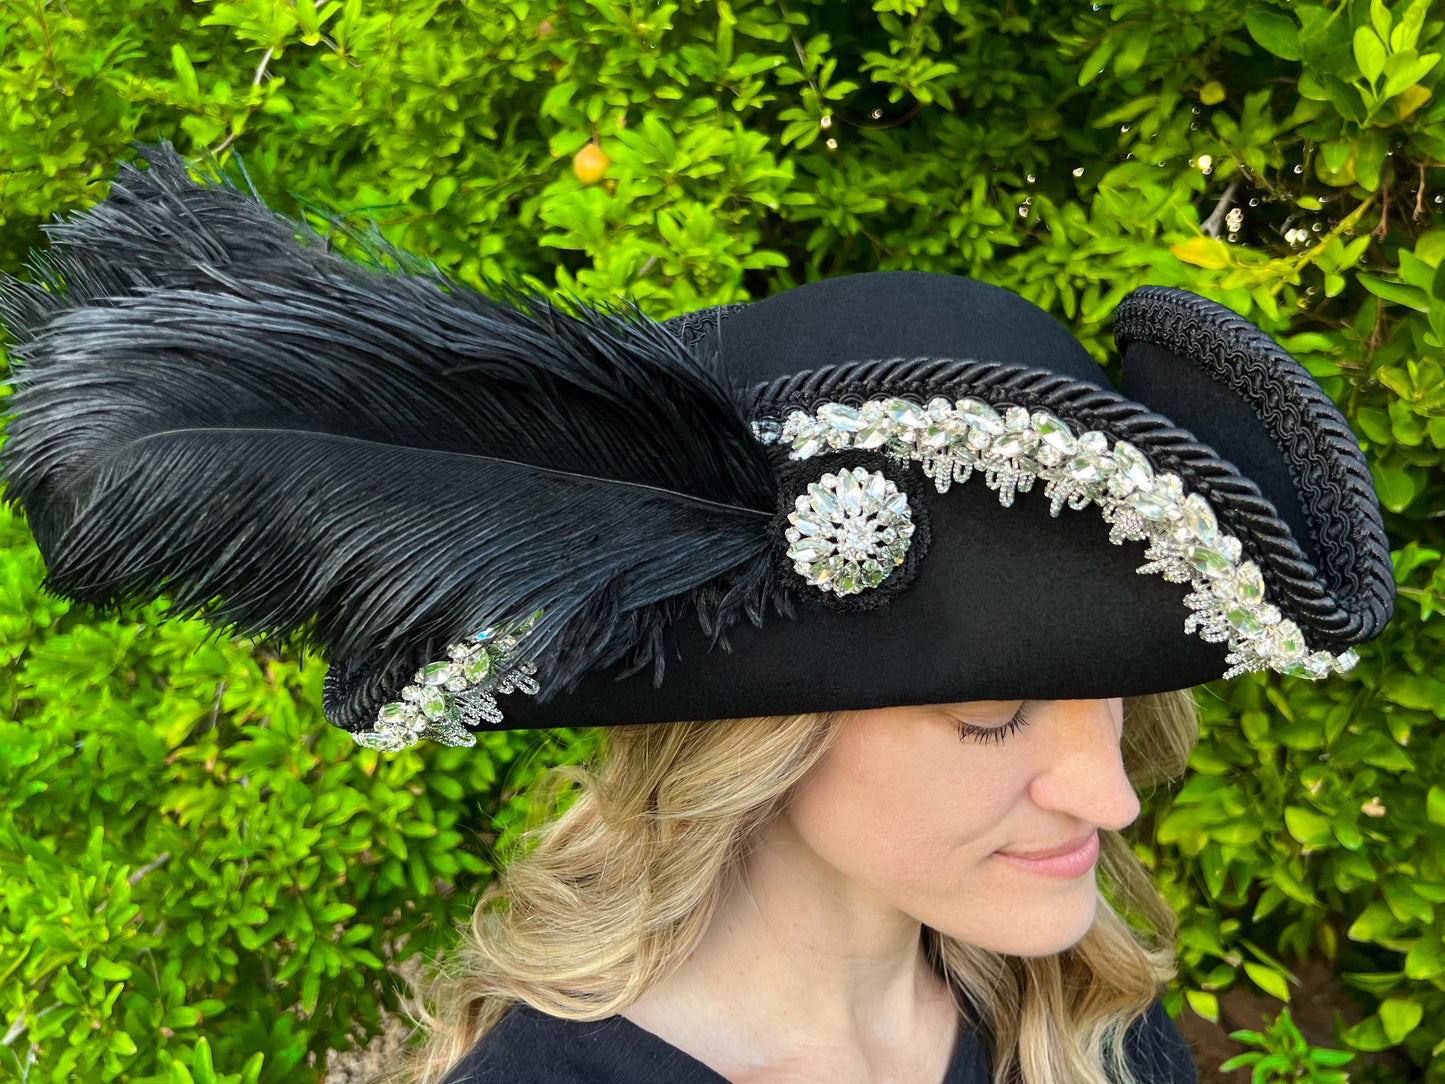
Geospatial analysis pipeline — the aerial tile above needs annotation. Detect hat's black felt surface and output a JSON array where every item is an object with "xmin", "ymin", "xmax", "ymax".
[{"xmin": 494, "ymin": 272, "xmax": 1232, "ymax": 727}]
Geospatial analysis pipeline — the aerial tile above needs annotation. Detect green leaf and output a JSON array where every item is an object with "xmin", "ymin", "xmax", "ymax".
[
  {"xmin": 1369, "ymin": 461, "xmax": 1418, "ymax": 512},
  {"xmin": 1382, "ymin": 50, "xmax": 1442, "ymax": 100},
  {"xmin": 109, "ymin": 1030, "xmax": 138, "ymax": 1055},
  {"xmin": 1284, "ymin": 807, "xmax": 1332, "ymax": 846},
  {"xmin": 1354, "ymin": 27, "xmax": 1386, "ymax": 84},
  {"xmin": 89, "ymin": 957, "xmax": 133, "ymax": 981},
  {"xmin": 1379, "ymin": 997, "xmax": 1423, "ymax": 1043},
  {"xmin": 1112, "ymin": 28, "xmax": 1150, "ymax": 80},
  {"xmin": 1428, "ymin": 785, "xmax": 1445, "ymax": 826},
  {"xmin": 1404, "ymin": 935, "xmax": 1445, "ymax": 979},
  {"xmin": 1359, "ymin": 274, "xmax": 1431, "ymax": 312},
  {"xmin": 192, "ymin": 1037, "xmax": 217, "ymax": 1084},
  {"xmin": 1243, "ymin": 961, "xmax": 1291, "ymax": 1002},
  {"xmin": 1078, "ymin": 35, "xmax": 1118, "ymax": 86},
  {"xmin": 1392, "ymin": 0, "xmax": 1430, "ymax": 52},
  {"xmin": 1246, "ymin": 10, "xmax": 1302, "ymax": 60},
  {"xmin": 1343, "ymin": 1014, "xmax": 1393, "ymax": 1050},
  {"xmin": 171, "ymin": 44, "xmax": 200, "ymax": 105},
  {"xmin": 1370, "ymin": 0, "xmax": 1392, "ymax": 42},
  {"xmin": 1185, "ymin": 989, "xmax": 1219, "ymax": 1023}
]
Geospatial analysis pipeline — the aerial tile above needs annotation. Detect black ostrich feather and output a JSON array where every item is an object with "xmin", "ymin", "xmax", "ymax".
[{"xmin": 0, "ymin": 142, "xmax": 784, "ymax": 704}]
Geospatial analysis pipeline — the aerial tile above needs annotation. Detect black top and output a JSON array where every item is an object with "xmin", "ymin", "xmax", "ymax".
[{"xmin": 441, "ymin": 997, "xmax": 1197, "ymax": 1083}]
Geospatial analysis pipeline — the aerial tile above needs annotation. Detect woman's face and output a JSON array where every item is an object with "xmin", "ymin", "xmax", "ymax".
[{"xmin": 781, "ymin": 699, "xmax": 1138, "ymax": 957}]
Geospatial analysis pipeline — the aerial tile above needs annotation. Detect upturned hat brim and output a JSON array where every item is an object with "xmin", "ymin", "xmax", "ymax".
[{"xmin": 331, "ymin": 273, "xmax": 1394, "ymax": 734}]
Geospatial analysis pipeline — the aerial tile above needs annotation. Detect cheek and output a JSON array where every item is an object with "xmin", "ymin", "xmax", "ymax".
[{"xmin": 785, "ymin": 729, "xmax": 1022, "ymax": 895}]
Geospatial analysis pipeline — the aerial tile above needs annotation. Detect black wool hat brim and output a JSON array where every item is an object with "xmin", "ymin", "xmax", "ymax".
[{"xmin": 330, "ymin": 272, "xmax": 1392, "ymax": 732}]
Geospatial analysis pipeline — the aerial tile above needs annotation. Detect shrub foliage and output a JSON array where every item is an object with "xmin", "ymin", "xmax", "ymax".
[{"xmin": 1, "ymin": 0, "xmax": 1443, "ymax": 1081}]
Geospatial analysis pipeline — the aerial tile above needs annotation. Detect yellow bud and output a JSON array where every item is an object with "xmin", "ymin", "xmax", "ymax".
[{"xmin": 1200, "ymin": 81, "xmax": 1226, "ymax": 105}]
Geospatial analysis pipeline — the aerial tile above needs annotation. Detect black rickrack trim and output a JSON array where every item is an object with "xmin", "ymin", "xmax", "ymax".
[
  {"xmin": 769, "ymin": 449, "xmax": 933, "ymax": 612},
  {"xmin": 1114, "ymin": 286, "xmax": 1392, "ymax": 620},
  {"xmin": 747, "ymin": 357, "xmax": 1393, "ymax": 651},
  {"xmin": 661, "ymin": 302, "xmax": 747, "ymax": 350}
]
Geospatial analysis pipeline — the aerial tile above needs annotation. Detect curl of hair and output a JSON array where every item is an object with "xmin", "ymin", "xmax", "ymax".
[{"xmin": 377, "ymin": 690, "xmax": 1199, "ymax": 1084}]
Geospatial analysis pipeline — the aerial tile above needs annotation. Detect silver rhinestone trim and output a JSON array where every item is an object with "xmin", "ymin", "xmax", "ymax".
[
  {"xmin": 787, "ymin": 466, "xmax": 914, "ymax": 595},
  {"xmin": 349, "ymin": 613, "xmax": 542, "ymax": 752},
  {"xmin": 754, "ymin": 397, "xmax": 1358, "ymax": 682}
]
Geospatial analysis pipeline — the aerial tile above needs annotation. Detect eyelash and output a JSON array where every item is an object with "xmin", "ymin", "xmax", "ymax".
[{"xmin": 956, "ymin": 702, "xmax": 1035, "ymax": 745}]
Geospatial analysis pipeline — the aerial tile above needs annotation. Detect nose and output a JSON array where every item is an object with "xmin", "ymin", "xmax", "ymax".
[{"xmin": 1027, "ymin": 698, "xmax": 1140, "ymax": 832}]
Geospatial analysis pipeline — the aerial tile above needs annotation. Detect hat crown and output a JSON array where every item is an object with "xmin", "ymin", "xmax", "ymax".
[{"xmin": 715, "ymin": 271, "xmax": 1109, "ymax": 389}]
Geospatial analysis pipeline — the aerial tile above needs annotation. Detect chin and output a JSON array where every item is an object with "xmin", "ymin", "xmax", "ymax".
[{"xmin": 931, "ymin": 892, "xmax": 1099, "ymax": 957}]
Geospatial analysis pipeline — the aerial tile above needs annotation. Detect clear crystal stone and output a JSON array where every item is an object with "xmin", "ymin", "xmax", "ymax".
[
  {"xmin": 1032, "ymin": 411, "xmax": 1077, "ymax": 453},
  {"xmin": 921, "ymin": 424, "xmax": 950, "ymax": 448},
  {"xmin": 1112, "ymin": 441, "xmax": 1154, "ymax": 488},
  {"xmin": 1131, "ymin": 489, "xmax": 1174, "ymax": 521},
  {"xmin": 836, "ymin": 468, "xmax": 864, "ymax": 516},
  {"xmin": 1185, "ymin": 543, "xmax": 1232, "ymax": 577},
  {"xmin": 792, "ymin": 434, "xmax": 825, "ymax": 457},
  {"xmin": 788, "ymin": 537, "xmax": 835, "ymax": 562},
  {"xmin": 753, "ymin": 419, "xmax": 782, "ymax": 444},
  {"xmin": 1264, "ymin": 619, "xmax": 1306, "ymax": 660},
  {"xmin": 885, "ymin": 398, "xmax": 928, "ymax": 428},
  {"xmin": 418, "ymin": 687, "xmax": 448, "ymax": 719},
  {"xmin": 1225, "ymin": 607, "xmax": 1262, "ymax": 636},
  {"xmin": 791, "ymin": 514, "xmax": 830, "ymax": 537},
  {"xmin": 461, "ymin": 653, "xmax": 493, "ymax": 683},
  {"xmin": 1154, "ymin": 473, "xmax": 1184, "ymax": 501},
  {"xmin": 991, "ymin": 428, "xmax": 1038, "ymax": 458},
  {"xmin": 854, "ymin": 424, "xmax": 888, "ymax": 449},
  {"xmin": 1232, "ymin": 561, "xmax": 1265, "ymax": 602},
  {"xmin": 1068, "ymin": 447, "xmax": 1105, "ymax": 482},
  {"xmin": 927, "ymin": 396, "xmax": 952, "ymax": 420},
  {"xmin": 956, "ymin": 397, "xmax": 1004, "ymax": 434},
  {"xmin": 1182, "ymin": 492, "xmax": 1219, "ymax": 544},
  {"xmin": 419, "ymin": 661, "xmax": 453, "ymax": 686},
  {"xmin": 807, "ymin": 482, "xmax": 843, "ymax": 520},
  {"xmin": 806, "ymin": 558, "xmax": 837, "ymax": 586},
  {"xmin": 819, "ymin": 402, "xmax": 864, "ymax": 431},
  {"xmin": 379, "ymin": 702, "xmax": 416, "ymax": 725}
]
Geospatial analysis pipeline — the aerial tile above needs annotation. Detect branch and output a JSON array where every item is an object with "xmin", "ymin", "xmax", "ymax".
[{"xmin": 1200, "ymin": 176, "xmax": 1242, "ymax": 239}]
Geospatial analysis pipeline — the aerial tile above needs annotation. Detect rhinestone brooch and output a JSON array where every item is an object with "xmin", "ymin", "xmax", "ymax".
[
  {"xmin": 787, "ymin": 467, "xmax": 914, "ymax": 595},
  {"xmin": 753, "ymin": 396, "xmax": 1359, "ymax": 683},
  {"xmin": 350, "ymin": 614, "xmax": 541, "ymax": 752}
]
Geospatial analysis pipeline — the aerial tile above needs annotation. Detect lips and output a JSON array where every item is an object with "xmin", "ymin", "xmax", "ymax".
[{"xmin": 997, "ymin": 829, "xmax": 1097, "ymax": 861}]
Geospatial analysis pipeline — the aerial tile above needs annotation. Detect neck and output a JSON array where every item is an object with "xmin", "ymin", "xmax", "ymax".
[{"xmin": 623, "ymin": 813, "xmax": 959, "ymax": 1079}]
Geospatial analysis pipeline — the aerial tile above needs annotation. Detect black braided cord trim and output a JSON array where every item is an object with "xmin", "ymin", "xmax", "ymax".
[
  {"xmin": 747, "ymin": 356, "xmax": 1391, "ymax": 652},
  {"xmin": 1114, "ymin": 286, "xmax": 1393, "ymax": 631}
]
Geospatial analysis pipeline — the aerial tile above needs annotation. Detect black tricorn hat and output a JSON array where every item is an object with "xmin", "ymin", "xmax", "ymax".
[{"xmin": 0, "ymin": 145, "xmax": 1395, "ymax": 751}]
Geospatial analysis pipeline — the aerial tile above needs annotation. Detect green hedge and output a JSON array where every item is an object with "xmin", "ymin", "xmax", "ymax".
[{"xmin": 2, "ymin": 0, "xmax": 1443, "ymax": 1081}]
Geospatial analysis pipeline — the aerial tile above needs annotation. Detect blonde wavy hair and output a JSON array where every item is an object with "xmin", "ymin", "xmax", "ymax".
[{"xmin": 380, "ymin": 690, "xmax": 1199, "ymax": 1084}]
